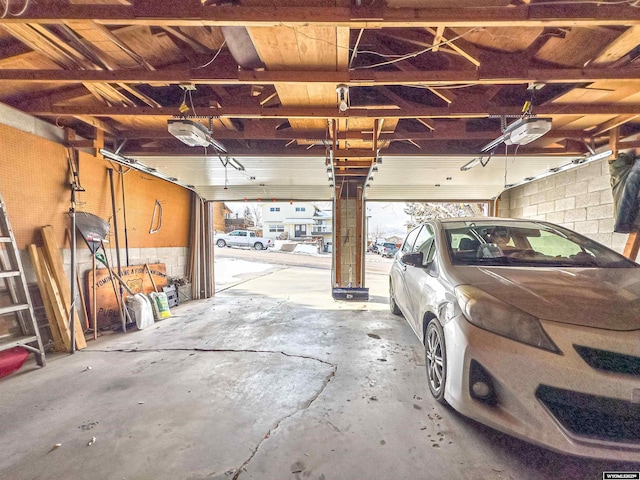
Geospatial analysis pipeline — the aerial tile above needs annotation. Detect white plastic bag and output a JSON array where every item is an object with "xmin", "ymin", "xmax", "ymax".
[{"xmin": 125, "ymin": 294, "xmax": 154, "ymax": 330}]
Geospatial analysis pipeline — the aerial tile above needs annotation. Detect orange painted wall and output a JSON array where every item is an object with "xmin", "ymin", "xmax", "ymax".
[{"xmin": 0, "ymin": 124, "xmax": 191, "ymax": 251}]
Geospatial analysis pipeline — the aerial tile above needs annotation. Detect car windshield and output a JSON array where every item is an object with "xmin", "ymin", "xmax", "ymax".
[
  {"xmin": 383, "ymin": 243, "xmax": 395, "ymax": 249},
  {"xmin": 444, "ymin": 220, "xmax": 637, "ymax": 268}
]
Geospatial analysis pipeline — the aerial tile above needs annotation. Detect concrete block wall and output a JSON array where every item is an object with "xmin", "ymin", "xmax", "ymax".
[
  {"xmin": 21, "ymin": 246, "xmax": 189, "ymax": 288},
  {"xmin": 499, "ymin": 159, "xmax": 628, "ymax": 253},
  {"xmin": 19, "ymin": 246, "xmax": 188, "ymax": 339}
]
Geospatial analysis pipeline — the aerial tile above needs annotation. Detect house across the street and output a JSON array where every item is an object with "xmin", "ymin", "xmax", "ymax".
[{"xmin": 262, "ymin": 202, "xmax": 332, "ymax": 247}]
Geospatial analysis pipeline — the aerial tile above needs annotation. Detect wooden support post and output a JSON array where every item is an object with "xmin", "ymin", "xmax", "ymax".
[
  {"xmin": 356, "ymin": 185, "xmax": 364, "ymax": 287},
  {"xmin": 63, "ymin": 127, "xmax": 76, "ymax": 145},
  {"xmin": 333, "ymin": 184, "xmax": 342, "ymax": 287},
  {"xmin": 609, "ymin": 126, "xmax": 620, "ymax": 160},
  {"xmin": 489, "ymin": 198, "xmax": 498, "ymax": 217},
  {"xmin": 93, "ymin": 127, "xmax": 104, "ymax": 156}
]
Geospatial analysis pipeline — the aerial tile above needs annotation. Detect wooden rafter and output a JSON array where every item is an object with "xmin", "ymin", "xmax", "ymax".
[
  {"xmin": 592, "ymin": 25, "xmax": 640, "ymax": 66},
  {"xmin": 23, "ymin": 103, "xmax": 640, "ymax": 118},
  {"xmin": 416, "ymin": 118, "xmax": 436, "ymax": 131},
  {"xmin": 5, "ymin": 4, "xmax": 640, "ymax": 28},
  {"xmin": 68, "ymin": 21, "xmax": 156, "ymax": 70},
  {"xmin": 432, "ymin": 26, "xmax": 445, "ymax": 52},
  {"xmin": 2, "ymin": 23, "xmax": 148, "ymax": 108},
  {"xmin": 161, "ymin": 26, "xmax": 211, "ymax": 54},
  {"xmin": 590, "ymin": 115, "xmax": 639, "ymax": 137},
  {"xmin": 371, "ymin": 40, "xmax": 457, "ymax": 104},
  {"xmin": 3, "ymin": 66, "xmax": 639, "ymax": 85},
  {"xmin": 423, "ymin": 27, "xmax": 481, "ymax": 67}
]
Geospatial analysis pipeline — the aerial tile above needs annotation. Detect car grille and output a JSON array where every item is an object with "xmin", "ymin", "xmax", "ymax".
[
  {"xmin": 536, "ymin": 385, "xmax": 640, "ymax": 443},
  {"xmin": 574, "ymin": 345, "xmax": 640, "ymax": 376}
]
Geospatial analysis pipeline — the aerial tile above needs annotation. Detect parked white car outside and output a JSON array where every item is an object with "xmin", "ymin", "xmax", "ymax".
[{"xmin": 215, "ymin": 230, "xmax": 273, "ymax": 250}]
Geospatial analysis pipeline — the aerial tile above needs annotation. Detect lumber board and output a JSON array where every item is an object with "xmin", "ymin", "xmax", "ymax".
[
  {"xmin": 34, "ymin": 246, "xmax": 72, "ymax": 352},
  {"xmin": 76, "ymin": 267, "xmax": 89, "ymax": 331},
  {"xmin": 593, "ymin": 25, "xmax": 640, "ymax": 66},
  {"xmin": 40, "ymin": 226, "xmax": 87, "ymax": 349},
  {"xmin": 28, "ymin": 244, "xmax": 64, "ymax": 352}
]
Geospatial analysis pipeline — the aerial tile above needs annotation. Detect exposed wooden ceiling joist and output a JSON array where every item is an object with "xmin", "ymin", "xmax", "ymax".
[
  {"xmin": 5, "ymin": 4, "xmax": 640, "ymax": 28},
  {"xmin": 1, "ymin": 2, "xmax": 640, "ymax": 201},
  {"xmin": 23, "ymin": 104, "xmax": 640, "ymax": 118},
  {"xmin": 2, "ymin": 66, "xmax": 639, "ymax": 85}
]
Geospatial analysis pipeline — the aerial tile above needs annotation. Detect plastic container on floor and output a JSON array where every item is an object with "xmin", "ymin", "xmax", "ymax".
[
  {"xmin": 125, "ymin": 294, "xmax": 154, "ymax": 330},
  {"xmin": 149, "ymin": 292, "xmax": 172, "ymax": 320}
]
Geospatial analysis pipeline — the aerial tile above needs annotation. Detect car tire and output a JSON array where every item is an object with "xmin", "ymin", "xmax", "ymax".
[
  {"xmin": 425, "ymin": 318, "xmax": 447, "ymax": 404},
  {"xmin": 216, "ymin": 239, "xmax": 226, "ymax": 248},
  {"xmin": 253, "ymin": 242, "xmax": 264, "ymax": 250},
  {"xmin": 389, "ymin": 280, "xmax": 403, "ymax": 316}
]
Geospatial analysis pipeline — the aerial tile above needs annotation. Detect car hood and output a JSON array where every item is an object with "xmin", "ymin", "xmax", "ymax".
[{"xmin": 452, "ymin": 266, "xmax": 640, "ymax": 331}]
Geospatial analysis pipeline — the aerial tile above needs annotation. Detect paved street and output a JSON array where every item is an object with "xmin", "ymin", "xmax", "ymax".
[{"xmin": 214, "ymin": 244, "xmax": 394, "ymax": 275}]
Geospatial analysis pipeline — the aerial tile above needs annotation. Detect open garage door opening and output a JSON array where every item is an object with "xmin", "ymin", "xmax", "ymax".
[
  {"xmin": 211, "ymin": 201, "xmax": 334, "ymax": 294},
  {"xmin": 365, "ymin": 201, "xmax": 491, "ymax": 253}
]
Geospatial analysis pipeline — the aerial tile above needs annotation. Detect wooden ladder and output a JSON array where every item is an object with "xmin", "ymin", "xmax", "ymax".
[{"xmin": 0, "ymin": 194, "xmax": 46, "ymax": 367}]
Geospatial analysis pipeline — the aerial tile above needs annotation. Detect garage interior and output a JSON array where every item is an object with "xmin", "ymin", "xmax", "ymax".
[{"xmin": 1, "ymin": 1, "xmax": 640, "ymax": 478}]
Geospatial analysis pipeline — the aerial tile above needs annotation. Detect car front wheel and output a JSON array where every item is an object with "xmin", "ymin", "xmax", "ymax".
[
  {"xmin": 425, "ymin": 318, "xmax": 447, "ymax": 404},
  {"xmin": 253, "ymin": 242, "xmax": 264, "ymax": 250},
  {"xmin": 389, "ymin": 280, "xmax": 402, "ymax": 316},
  {"xmin": 216, "ymin": 239, "xmax": 226, "ymax": 248}
]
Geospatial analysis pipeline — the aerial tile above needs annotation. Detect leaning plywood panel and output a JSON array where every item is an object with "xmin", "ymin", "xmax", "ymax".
[
  {"xmin": 40, "ymin": 226, "xmax": 86, "ymax": 350},
  {"xmin": 28, "ymin": 244, "xmax": 64, "ymax": 352}
]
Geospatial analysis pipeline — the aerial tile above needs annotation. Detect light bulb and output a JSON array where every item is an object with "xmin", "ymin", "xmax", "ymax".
[{"xmin": 336, "ymin": 84, "xmax": 349, "ymax": 112}]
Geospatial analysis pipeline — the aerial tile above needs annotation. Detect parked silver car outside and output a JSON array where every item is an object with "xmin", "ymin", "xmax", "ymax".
[
  {"xmin": 389, "ymin": 217, "xmax": 640, "ymax": 461},
  {"xmin": 380, "ymin": 242, "xmax": 398, "ymax": 258}
]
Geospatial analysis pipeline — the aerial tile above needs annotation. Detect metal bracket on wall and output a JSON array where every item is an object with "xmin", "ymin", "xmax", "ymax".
[{"xmin": 149, "ymin": 200, "xmax": 163, "ymax": 234}]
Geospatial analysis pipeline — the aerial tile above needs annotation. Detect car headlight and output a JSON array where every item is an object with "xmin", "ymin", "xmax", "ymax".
[{"xmin": 455, "ymin": 285, "xmax": 561, "ymax": 354}]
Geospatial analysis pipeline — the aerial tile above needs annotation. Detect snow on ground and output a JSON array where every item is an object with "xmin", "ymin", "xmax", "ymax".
[
  {"xmin": 292, "ymin": 244, "xmax": 321, "ymax": 256},
  {"xmin": 214, "ymin": 258, "xmax": 273, "ymax": 285}
]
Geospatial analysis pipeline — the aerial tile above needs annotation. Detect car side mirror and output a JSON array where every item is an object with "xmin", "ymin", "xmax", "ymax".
[{"xmin": 401, "ymin": 252, "xmax": 423, "ymax": 267}]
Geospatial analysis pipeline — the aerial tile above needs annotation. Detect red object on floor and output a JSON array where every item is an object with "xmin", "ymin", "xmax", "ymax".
[{"xmin": 0, "ymin": 347, "xmax": 29, "ymax": 378}]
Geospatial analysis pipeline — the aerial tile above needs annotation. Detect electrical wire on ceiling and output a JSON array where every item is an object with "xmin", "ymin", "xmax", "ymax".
[
  {"xmin": 1, "ymin": 0, "xmax": 30, "ymax": 18},
  {"xmin": 280, "ymin": 24, "xmax": 479, "ymax": 67},
  {"xmin": 505, "ymin": 143, "xmax": 522, "ymax": 188},
  {"xmin": 412, "ymin": 83, "xmax": 479, "ymax": 90},
  {"xmin": 351, "ymin": 29, "xmax": 480, "ymax": 70},
  {"xmin": 193, "ymin": 40, "xmax": 227, "ymax": 69},
  {"xmin": 187, "ymin": 89, "xmax": 197, "ymax": 116}
]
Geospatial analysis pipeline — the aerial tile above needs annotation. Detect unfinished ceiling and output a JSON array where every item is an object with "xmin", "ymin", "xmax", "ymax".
[{"xmin": 1, "ymin": 0, "xmax": 639, "ymax": 200}]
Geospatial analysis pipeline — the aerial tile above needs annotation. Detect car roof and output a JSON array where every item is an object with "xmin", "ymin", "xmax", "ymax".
[
  {"xmin": 431, "ymin": 216, "xmax": 544, "ymax": 226},
  {"xmin": 436, "ymin": 216, "xmax": 514, "ymax": 223}
]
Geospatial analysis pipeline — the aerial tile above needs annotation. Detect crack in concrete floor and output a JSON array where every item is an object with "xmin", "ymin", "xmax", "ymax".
[
  {"xmin": 231, "ymin": 364, "xmax": 336, "ymax": 480},
  {"xmin": 85, "ymin": 347, "xmax": 337, "ymax": 479},
  {"xmin": 88, "ymin": 347, "xmax": 335, "ymax": 368}
]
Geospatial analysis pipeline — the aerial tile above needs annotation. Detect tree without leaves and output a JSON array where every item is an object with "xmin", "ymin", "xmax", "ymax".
[
  {"xmin": 404, "ymin": 202, "xmax": 486, "ymax": 230},
  {"xmin": 243, "ymin": 206, "xmax": 255, "ymax": 227},
  {"xmin": 251, "ymin": 205, "xmax": 262, "ymax": 227}
]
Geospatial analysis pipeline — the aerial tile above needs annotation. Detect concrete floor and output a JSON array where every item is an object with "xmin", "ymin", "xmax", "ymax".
[{"xmin": 1, "ymin": 264, "xmax": 639, "ymax": 480}]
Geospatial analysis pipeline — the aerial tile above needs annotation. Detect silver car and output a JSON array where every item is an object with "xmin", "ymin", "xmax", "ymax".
[{"xmin": 389, "ymin": 217, "xmax": 640, "ymax": 461}]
